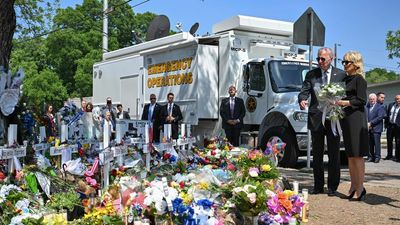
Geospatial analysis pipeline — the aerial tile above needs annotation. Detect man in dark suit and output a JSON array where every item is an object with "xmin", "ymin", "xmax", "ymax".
[
  {"xmin": 298, "ymin": 47, "xmax": 346, "ymax": 196},
  {"xmin": 116, "ymin": 104, "xmax": 130, "ymax": 119},
  {"xmin": 160, "ymin": 93, "xmax": 182, "ymax": 140},
  {"xmin": 366, "ymin": 93, "xmax": 386, "ymax": 163},
  {"xmin": 141, "ymin": 94, "xmax": 161, "ymax": 142},
  {"xmin": 386, "ymin": 94, "xmax": 400, "ymax": 162},
  {"xmin": 220, "ymin": 85, "xmax": 246, "ymax": 147}
]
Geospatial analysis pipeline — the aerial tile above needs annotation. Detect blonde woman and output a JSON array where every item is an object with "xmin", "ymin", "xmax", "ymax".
[{"xmin": 336, "ymin": 51, "xmax": 369, "ymax": 201}]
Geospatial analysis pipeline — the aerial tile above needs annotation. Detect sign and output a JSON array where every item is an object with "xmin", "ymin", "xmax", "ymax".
[
  {"xmin": 113, "ymin": 146, "xmax": 128, "ymax": 157},
  {"xmin": 33, "ymin": 143, "xmax": 49, "ymax": 152},
  {"xmin": 0, "ymin": 147, "xmax": 26, "ymax": 159},
  {"xmin": 50, "ymin": 146, "xmax": 77, "ymax": 156},
  {"xmin": 293, "ymin": 7, "xmax": 325, "ymax": 46}
]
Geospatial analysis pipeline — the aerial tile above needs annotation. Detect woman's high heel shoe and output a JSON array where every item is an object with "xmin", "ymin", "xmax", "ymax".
[
  {"xmin": 355, "ymin": 188, "xmax": 366, "ymax": 201},
  {"xmin": 346, "ymin": 190, "xmax": 356, "ymax": 199}
]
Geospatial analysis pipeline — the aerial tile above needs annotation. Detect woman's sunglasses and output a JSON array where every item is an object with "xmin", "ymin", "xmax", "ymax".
[{"xmin": 341, "ymin": 60, "xmax": 353, "ymax": 66}]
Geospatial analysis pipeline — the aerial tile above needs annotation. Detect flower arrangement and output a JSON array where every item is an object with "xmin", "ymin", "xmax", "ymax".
[
  {"xmin": 228, "ymin": 182, "xmax": 268, "ymax": 217},
  {"xmin": 235, "ymin": 149, "xmax": 280, "ymax": 182},
  {"xmin": 259, "ymin": 190, "xmax": 304, "ymax": 224},
  {"xmin": 315, "ymin": 82, "xmax": 346, "ymax": 121}
]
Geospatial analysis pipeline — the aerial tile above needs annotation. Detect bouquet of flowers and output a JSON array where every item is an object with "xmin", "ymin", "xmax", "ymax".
[
  {"xmin": 315, "ymin": 82, "xmax": 346, "ymax": 121},
  {"xmin": 235, "ymin": 149, "xmax": 280, "ymax": 182},
  {"xmin": 314, "ymin": 82, "xmax": 346, "ymax": 136},
  {"xmin": 228, "ymin": 182, "xmax": 268, "ymax": 217},
  {"xmin": 259, "ymin": 190, "xmax": 304, "ymax": 224}
]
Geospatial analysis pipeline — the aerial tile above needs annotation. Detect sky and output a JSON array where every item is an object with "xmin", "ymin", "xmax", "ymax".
[{"xmin": 61, "ymin": 0, "xmax": 400, "ymax": 73}]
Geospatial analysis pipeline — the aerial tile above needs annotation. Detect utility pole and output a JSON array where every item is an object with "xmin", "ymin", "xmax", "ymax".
[
  {"xmin": 103, "ymin": 0, "xmax": 108, "ymax": 60},
  {"xmin": 334, "ymin": 43, "xmax": 341, "ymax": 67}
]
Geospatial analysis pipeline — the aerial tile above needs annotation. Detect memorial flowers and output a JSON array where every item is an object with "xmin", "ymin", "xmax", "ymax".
[{"xmin": 261, "ymin": 190, "xmax": 304, "ymax": 224}]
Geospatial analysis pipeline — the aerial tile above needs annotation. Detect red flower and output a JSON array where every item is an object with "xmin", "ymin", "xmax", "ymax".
[
  {"xmin": 111, "ymin": 169, "xmax": 118, "ymax": 177},
  {"xmin": 163, "ymin": 153, "xmax": 171, "ymax": 160},
  {"xmin": 179, "ymin": 181, "xmax": 185, "ymax": 189},
  {"xmin": 227, "ymin": 163, "xmax": 236, "ymax": 172},
  {"xmin": 78, "ymin": 148, "xmax": 85, "ymax": 157},
  {"xmin": 211, "ymin": 150, "xmax": 216, "ymax": 155}
]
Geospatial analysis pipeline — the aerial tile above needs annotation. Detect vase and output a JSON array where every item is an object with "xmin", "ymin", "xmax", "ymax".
[{"xmin": 244, "ymin": 215, "xmax": 259, "ymax": 225}]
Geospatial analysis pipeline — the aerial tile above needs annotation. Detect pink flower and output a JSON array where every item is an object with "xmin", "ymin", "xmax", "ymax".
[
  {"xmin": 247, "ymin": 193, "xmax": 257, "ymax": 204},
  {"xmin": 248, "ymin": 167, "xmax": 259, "ymax": 177}
]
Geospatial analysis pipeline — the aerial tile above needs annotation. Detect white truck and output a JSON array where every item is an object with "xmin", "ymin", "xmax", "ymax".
[{"xmin": 92, "ymin": 15, "xmax": 314, "ymax": 167}]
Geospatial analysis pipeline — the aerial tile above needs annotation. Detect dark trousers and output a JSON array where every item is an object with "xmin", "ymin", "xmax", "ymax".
[
  {"xmin": 311, "ymin": 120, "xmax": 341, "ymax": 191},
  {"xmin": 386, "ymin": 124, "xmax": 396, "ymax": 157},
  {"xmin": 153, "ymin": 125, "xmax": 160, "ymax": 143},
  {"xmin": 394, "ymin": 126, "xmax": 400, "ymax": 160},
  {"xmin": 369, "ymin": 132, "xmax": 381, "ymax": 160},
  {"xmin": 224, "ymin": 127, "xmax": 241, "ymax": 147}
]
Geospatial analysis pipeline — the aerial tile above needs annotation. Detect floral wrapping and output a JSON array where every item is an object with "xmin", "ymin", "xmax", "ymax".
[{"xmin": 314, "ymin": 82, "xmax": 346, "ymax": 136}]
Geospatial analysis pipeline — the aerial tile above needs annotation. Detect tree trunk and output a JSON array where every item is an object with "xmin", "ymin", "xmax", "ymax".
[{"xmin": 0, "ymin": 0, "xmax": 16, "ymax": 71}]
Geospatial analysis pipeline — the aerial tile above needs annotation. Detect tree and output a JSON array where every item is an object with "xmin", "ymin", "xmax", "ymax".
[
  {"xmin": 386, "ymin": 30, "xmax": 400, "ymax": 67},
  {"xmin": 365, "ymin": 68, "xmax": 399, "ymax": 84},
  {"xmin": 22, "ymin": 69, "xmax": 68, "ymax": 111},
  {"xmin": 0, "ymin": 0, "xmax": 16, "ymax": 70},
  {"xmin": 45, "ymin": 0, "xmax": 156, "ymax": 96}
]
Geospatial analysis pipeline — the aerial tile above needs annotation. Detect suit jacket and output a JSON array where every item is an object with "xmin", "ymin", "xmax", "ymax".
[
  {"xmin": 117, "ymin": 111, "xmax": 130, "ymax": 119},
  {"xmin": 387, "ymin": 102, "xmax": 400, "ymax": 127},
  {"xmin": 298, "ymin": 67, "xmax": 346, "ymax": 131},
  {"xmin": 220, "ymin": 96, "xmax": 246, "ymax": 129},
  {"xmin": 366, "ymin": 103, "xmax": 385, "ymax": 133},
  {"xmin": 141, "ymin": 103, "xmax": 161, "ymax": 125},
  {"xmin": 160, "ymin": 103, "xmax": 183, "ymax": 139}
]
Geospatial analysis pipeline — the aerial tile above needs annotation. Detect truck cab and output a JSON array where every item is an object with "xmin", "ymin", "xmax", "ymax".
[{"xmin": 241, "ymin": 58, "xmax": 316, "ymax": 167}]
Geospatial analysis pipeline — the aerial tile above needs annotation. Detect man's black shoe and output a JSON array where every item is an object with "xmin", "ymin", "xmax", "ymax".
[
  {"xmin": 327, "ymin": 189, "xmax": 337, "ymax": 197},
  {"xmin": 383, "ymin": 156, "xmax": 393, "ymax": 160},
  {"xmin": 367, "ymin": 158, "xmax": 375, "ymax": 162},
  {"xmin": 374, "ymin": 158, "xmax": 380, "ymax": 163},
  {"xmin": 310, "ymin": 189, "xmax": 324, "ymax": 195},
  {"xmin": 393, "ymin": 158, "xmax": 400, "ymax": 162}
]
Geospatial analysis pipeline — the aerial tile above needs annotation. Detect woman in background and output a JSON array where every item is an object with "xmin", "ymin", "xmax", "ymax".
[{"xmin": 43, "ymin": 104, "xmax": 56, "ymax": 137}]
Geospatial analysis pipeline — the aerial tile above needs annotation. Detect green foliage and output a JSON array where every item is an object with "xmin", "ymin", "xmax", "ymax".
[
  {"xmin": 47, "ymin": 189, "xmax": 81, "ymax": 212},
  {"xmin": 21, "ymin": 217, "xmax": 44, "ymax": 225},
  {"xmin": 22, "ymin": 68, "xmax": 68, "ymax": 111},
  {"xmin": 386, "ymin": 30, "xmax": 400, "ymax": 66},
  {"xmin": 365, "ymin": 68, "xmax": 400, "ymax": 83}
]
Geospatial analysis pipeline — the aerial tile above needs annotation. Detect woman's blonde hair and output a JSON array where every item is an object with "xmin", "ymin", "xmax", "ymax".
[{"xmin": 343, "ymin": 51, "xmax": 364, "ymax": 77}]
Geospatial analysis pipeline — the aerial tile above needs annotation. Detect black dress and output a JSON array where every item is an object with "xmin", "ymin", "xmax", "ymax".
[{"xmin": 340, "ymin": 75, "xmax": 369, "ymax": 157}]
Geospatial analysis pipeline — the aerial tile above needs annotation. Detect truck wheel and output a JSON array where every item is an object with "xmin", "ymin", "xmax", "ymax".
[{"xmin": 261, "ymin": 126, "xmax": 298, "ymax": 168}]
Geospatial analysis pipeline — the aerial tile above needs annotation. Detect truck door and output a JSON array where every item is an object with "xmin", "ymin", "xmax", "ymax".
[
  {"xmin": 242, "ymin": 61, "xmax": 267, "ymax": 124},
  {"xmin": 120, "ymin": 74, "xmax": 140, "ymax": 119}
]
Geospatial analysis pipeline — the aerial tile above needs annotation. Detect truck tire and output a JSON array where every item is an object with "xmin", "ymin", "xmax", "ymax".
[{"xmin": 261, "ymin": 126, "xmax": 298, "ymax": 168}]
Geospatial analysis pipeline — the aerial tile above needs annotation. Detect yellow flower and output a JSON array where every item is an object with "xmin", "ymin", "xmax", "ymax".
[
  {"xmin": 198, "ymin": 181, "xmax": 209, "ymax": 190},
  {"xmin": 55, "ymin": 138, "xmax": 60, "ymax": 147},
  {"xmin": 283, "ymin": 190, "xmax": 295, "ymax": 197},
  {"xmin": 180, "ymin": 192, "xmax": 193, "ymax": 205},
  {"xmin": 170, "ymin": 181, "xmax": 179, "ymax": 188},
  {"xmin": 224, "ymin": 145, "xmax": 230, "ymax": 151},
  {"xmin": 261, "ymin": 164, "xmax": 271, "ymax": 172}
]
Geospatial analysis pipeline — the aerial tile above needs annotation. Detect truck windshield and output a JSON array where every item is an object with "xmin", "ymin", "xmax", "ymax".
[{"xmin": 268, "ymin": 60, "xmax": 316, "ymax": 93}]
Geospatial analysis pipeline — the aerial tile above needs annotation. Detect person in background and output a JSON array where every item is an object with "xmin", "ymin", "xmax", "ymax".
[
  {"xmin": 160, "ymin": 93, "xmax": 183, "ymax": 140},
  {"xmin": 142, "ymin": 94, "xmax": 161, "ymax": 142},
  {"xmin": 336, "ymin": 51, "xmax": 369, "ymax": 201},
  {"xmin": 43, "ymin": 104, "xmax": 57, "ymax": 137},
  {"xmin": 220, "ymin": 85, "xmax": 246, "ymax": 147},
  {"xmin": 365, "ymin": 93, "xmax": 385, "ymax": 163},
  {"xmin": 116, "ymin": 104, "xmax": 130, "ymax": 119},
  {"xmin": 86, "ymin": 102, "xmax": 93, "ymax": 112},
  {"xmin": 386, "ymin": 95, "xmax": 400, "ymax": 162},
  {"xmin": 376, "ymin": 92, "xmax": 385, "ymax": 105},
  {"xmin": 102, "ymin": 97, "xmax": 117, "ymax": 125},
  {"xmin": 298, "ymin": 47, "xmax": 346, "ymax": 196},
  {"xmin": 80, "ymin": 99, "xmax": 87, "ymax": 112}
]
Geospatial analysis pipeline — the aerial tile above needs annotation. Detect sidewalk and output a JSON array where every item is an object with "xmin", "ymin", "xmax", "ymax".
[{"xmin": 277, "ymin": 142, "xmax": 400, "ymax": 225}]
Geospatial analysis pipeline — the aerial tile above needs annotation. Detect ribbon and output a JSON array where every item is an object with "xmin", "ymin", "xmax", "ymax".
[
  {"xmin": 84, "ymin": 158, "xmax": 99, "ymax": 177},
  {"xmin": 321, "ymin": 105, "xmax": 343, "ymax": 137}
]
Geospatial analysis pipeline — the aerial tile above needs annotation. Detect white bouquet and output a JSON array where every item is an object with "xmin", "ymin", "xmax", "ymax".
[{"xmin": 314, "ymin": 82, "xmax": 346, "ymax": 135}]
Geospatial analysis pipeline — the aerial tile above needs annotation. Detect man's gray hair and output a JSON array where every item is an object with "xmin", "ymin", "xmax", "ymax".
[{"xmin": 318, "ymin": 47, "xmax": 334, "ymax": 58}]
